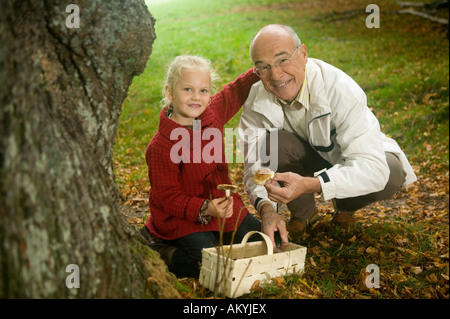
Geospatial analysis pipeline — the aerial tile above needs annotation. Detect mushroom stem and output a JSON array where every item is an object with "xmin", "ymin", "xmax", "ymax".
[{"xmin": 217, "ymin": 184, "xmax": 238, "ymax": 199}]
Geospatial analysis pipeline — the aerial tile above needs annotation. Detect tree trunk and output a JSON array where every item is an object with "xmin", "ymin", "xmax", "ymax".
[{"xmin": 0, "ymin": 0, "xmax": 180, "ymax": 298}]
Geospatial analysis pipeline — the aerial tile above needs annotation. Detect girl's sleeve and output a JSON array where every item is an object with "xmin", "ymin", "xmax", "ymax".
[
  {"xmin": 146, "ymin": 143, "xmax": 203, "ymax": 222},
  {"xmin": 210, "ymin": 68, "xmax": 260, "ymax": 126}
]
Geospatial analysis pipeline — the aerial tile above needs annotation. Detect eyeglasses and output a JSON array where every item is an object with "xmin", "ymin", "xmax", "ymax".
[{"xmin": 253, "ymin": 47, "xmax": 299, "ymax": 77}]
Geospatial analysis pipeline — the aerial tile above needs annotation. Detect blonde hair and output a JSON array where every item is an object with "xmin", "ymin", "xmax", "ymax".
[{"xmin": 162, "ymin": 55, "xmax": 219, "ymax": 109}]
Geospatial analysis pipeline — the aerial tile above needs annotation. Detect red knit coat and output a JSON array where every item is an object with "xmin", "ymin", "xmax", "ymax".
[{"xmin": 144, "ymin": 69, "xmax": 260, "ymax": 240}]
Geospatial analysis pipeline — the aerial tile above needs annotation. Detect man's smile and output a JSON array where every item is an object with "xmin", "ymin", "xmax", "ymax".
[{"xmin": 273, "ymin": 79, "xmax": 292, "ymax": 88}]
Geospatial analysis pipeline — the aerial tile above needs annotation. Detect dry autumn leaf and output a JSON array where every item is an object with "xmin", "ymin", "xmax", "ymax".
[
  {"xmin": 410, "ymin": 266, "xmax": 422, "ymax": 275},
  {"xmin": 426, "ymin": 273, "xmax": 439, "ymax": 284},
  {"xmin": 366, "ymin": 246, "xmax": 378, "ymax": 255},
  {"xmin": 272, "ymin": 277, "xmax": 285, "ymax": 288},
  {"xmin": 423, "ymin": 142, "xmax": 432, "ymax": 152},
  {"xmin": 310, "ymin": 257, "xmax": 317, "ymax": 268},
  {"xmin": 319, "ymin": 240, "xmax": 331, "ymax": 249},
  {"xmin": 394, "ymin": 235, "xmax": 408, "ymax": 246},
  {"xmin": 250, "ymin": 280, "xmax": 262, "ymax": 293},
  {"xmin": 357, "ymin": 268, "xmax": 370, "ymax": 291},
  {"xmin": 422, "ymin": 92, "xmax": 439, "ymax": 104}
]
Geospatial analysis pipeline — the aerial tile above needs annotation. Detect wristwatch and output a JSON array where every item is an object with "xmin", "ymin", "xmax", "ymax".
[{"xmin": 198, "ymin": 199, "xmax": 211, "ymax": 226}]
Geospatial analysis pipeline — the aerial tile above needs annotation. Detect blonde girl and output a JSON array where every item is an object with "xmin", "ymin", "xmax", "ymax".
[{"xmin": 140, "ymin": 55, "xmax": 261, "ymax": 277}]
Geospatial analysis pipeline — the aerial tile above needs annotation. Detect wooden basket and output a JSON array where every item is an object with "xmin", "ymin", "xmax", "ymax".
[{"xmin": 199, "ymin": 231, "xmax": 307, "ymax": 298}]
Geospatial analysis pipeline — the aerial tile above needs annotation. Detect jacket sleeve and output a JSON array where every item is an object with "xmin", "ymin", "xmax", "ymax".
[
  {"xmin": 238, "ymin": 90, "xmax": 278, "ymax": 213},
  {"xmin": 146, "ymin": 143, "xmax": 203, "ymax": 222},
  {"xmin": 316, "ymin": 89, "xmax": 390, "ymax": 201},
  {"xmin": 210, "ymin": 68, "xmax": 260, "ymax": 126}
]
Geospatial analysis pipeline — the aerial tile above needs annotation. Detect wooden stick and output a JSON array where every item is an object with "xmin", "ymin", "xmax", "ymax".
[
  {"xmin": 399, "ymin": 7, "xmax": 449, "ymax": 24},
  {"xmin": 397, "ymin": 1, "xmax": 427, "ymax": 7}
]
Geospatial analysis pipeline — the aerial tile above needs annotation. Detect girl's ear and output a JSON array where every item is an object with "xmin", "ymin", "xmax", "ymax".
[{"xmin": 165, "ymin": 85, "xmax": 173, "ymax": 101}]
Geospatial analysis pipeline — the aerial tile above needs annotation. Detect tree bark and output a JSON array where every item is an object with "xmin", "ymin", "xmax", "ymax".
[{"xmin": 0, "ymin": 0, "xmax": 180, "ymax": 298}]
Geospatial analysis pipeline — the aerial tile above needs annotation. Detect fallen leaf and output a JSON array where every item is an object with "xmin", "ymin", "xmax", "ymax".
[
  {"xmin": 366, "ymin": 246, "xmax": 378, "ymax": 255},
  {"xmin": 348, "ymin": 235, "xmax": 356, "ymax": 243},
  {"xmin": 357, "ymin": 246, "xmax": 366, "ymax": 254},
  {"xmin": 423, "ymin": 142, "xmax": 432, "ymax": 152},
  {"xmin": 433, "ymin": 260, "xmax": 448, "ymax": 269},
  {"xmin": 319, "ymin": 240, "xmax": 330, "ymax": 249},
  {"xmin": 394, "ymin": 235, "xmax": 408, "ymax": 246},
  {"xmin": 392, "ymin": 273, "xmax": 408, "ymax": 283},
  {"xmin": 272, "ymin": 277, "xmax": 285, "ymax": 288},
  {"xmin": 298, "ymin": 277, "xmax": 310, "ymax": 289},
  {"xmin": 409, "ymin": 266, "xmax": 422, "ymax": 275},
  {"xmin": 250, "ymin": 280, "xmax": 262, "ymax": 293},
  {"xmin": 402, "ymin": 286, "xmax": 415, "ymax": 298},
  {"xmin": 295, "ymin": 288, "xmax": 316, "ymax": 299},
  {"xmin": 422, "ymin": 92, "xmax": 439, "ymax": 104},
  {"xmin": 426, "ymin": 273, "xmax": 438, "ymax": 283},
  {"xmin": 180, "ymin": 291, "xmax": 194, "ymax": 298},
  {"xmin": 405, "ymin": 249, "xmax": 418, "ymax": 257},
  {"xmin": 357, "ymin": 268, "xmax": 369, "ymax": 291}
]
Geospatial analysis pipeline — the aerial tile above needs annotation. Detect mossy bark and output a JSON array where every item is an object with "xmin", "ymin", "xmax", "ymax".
[{"xmin": 0, "ymin": 0, "xmax": 180, "ymax": 298}]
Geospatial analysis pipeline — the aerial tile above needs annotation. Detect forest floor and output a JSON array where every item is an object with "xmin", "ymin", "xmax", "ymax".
[
  {"xmin": 118, "ymin": 0, "xmax": 449, "ymax": 299},
  {"xmin": 121, "ymin": 162, "xmax": 448, "ymax": 299}
]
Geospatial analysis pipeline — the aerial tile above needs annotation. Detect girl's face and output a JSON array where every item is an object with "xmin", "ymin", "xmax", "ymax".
[{"xmin": 167, "ymin": 69, "xmax": 211, "ymax": 126}]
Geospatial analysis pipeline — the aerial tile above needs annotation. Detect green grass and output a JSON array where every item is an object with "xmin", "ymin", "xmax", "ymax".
[
  {"xmin": 115, "ymin": 0, "xmax": 449, "ymax": 299},
  {"xmin": 114, "ymin": 0, "xmax": 448, "ymax": 189}
]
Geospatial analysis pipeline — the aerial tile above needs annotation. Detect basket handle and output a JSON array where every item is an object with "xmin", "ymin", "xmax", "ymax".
[{"xmin": 240, "ymin": 231, "xmax": 274, "ymax": 255}]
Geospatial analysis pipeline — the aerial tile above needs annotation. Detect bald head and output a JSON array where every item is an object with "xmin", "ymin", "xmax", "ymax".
[
  {"xmin": 249, "ymin": 24, "xmax": 301, "ymax": 61},
  {"xmin": 248, "ymin": 24, "xmax": 308, "ymax": 103}
]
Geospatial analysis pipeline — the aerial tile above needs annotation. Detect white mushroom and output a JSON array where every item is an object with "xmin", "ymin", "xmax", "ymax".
[{"xmin": 217, "ymin": 184, "xmax": 239, "ymax": 198}]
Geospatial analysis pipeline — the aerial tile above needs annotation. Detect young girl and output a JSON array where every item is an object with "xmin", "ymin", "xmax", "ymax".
[{"xmin": 140, "ymin": 55, "xmax": 261, "ymax": 277}]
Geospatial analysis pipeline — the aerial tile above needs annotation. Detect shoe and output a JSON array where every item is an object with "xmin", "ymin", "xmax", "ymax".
[
  {"xmin": 331, "ymin": 199, "xmax": 356, "ymax": 230},
  {"xmin": 286, "ymin": 219, "xmax": 307, "ymax": 238},
  {"xmin": 140, "ymin": 226, "xmax": 177, "ymax": 266},
  {"xmin": 331, "ymin": 211, "xmax": 356, "ymax": 230},
  {"xmin": 286, "ymin": 210, "xmax": 320, "ymax": 239}
]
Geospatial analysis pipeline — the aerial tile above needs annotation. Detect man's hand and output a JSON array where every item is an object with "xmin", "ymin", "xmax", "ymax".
[
  {"xmin": 260, "ymin": 203, "xmax": 289, "ymax": 251},
  {"xmin": 265, "ymin": 172, "xmax": 321, "ymax": 204}
]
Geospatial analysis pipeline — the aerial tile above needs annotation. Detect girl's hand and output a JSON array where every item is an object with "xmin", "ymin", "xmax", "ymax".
[{"xmin": 206, "ymin": 197, "xmax": 234, "ymax": 219}]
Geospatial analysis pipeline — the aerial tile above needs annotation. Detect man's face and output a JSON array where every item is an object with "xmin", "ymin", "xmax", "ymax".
[{"xmin": 251, "ymin": 31, "xmax": 307, "ymax": 103}]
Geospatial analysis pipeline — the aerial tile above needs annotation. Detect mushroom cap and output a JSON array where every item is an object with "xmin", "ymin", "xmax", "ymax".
[
  {"xmin": 253, "ymin": 168, "xmax": 275, "ymax": 185},
  {"xmin": 217, "ymin": 184, "xmax": 239, "ymax": 193}
]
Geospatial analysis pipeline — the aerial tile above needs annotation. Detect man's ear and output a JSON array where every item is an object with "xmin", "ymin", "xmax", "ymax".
[{"xmin": 300, "ymin": 43, "xmax": 308, "ymax": 64}]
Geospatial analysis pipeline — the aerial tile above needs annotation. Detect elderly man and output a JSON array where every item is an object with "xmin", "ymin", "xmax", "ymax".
[{"xmin": 239, "ymin": 24, "xmax": 417, "ymax": 249}]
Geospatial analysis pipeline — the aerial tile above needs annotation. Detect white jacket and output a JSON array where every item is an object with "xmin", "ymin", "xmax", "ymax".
[{"xmin": 239, "ymin": 58, "xmax": 417, "ymax": 208}]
